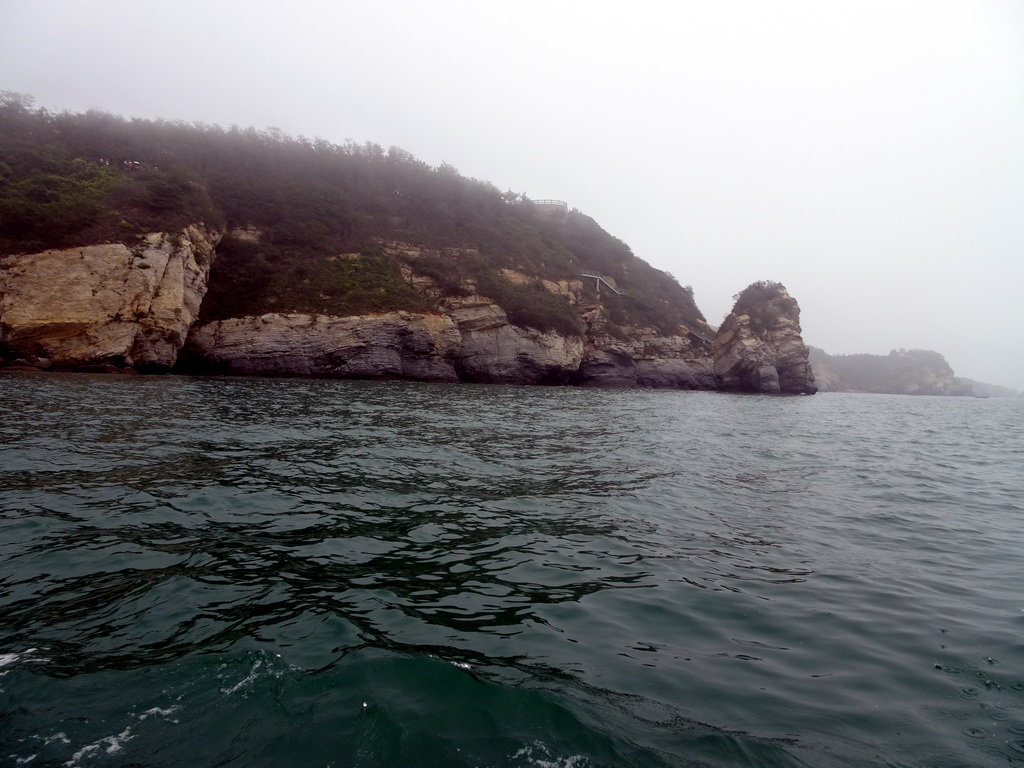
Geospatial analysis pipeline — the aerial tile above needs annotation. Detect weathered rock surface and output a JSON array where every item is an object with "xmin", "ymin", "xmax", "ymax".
[
  {"xmin": 0, "ymin": 226, "xmax": 218, "ymax": 371},
  {"xmin": 1, "ymin": 230, "xmax": 819, "ymax": 393},
  {"xmin": 180, "ymin": 312, "xmax": 463, "ymax": 381},
  {"xmin": 575, "ymin": 320, "xmax": 717, "ymax": 389},
  {"xmin": 183, "ymin": 301, "xmax": 586, "ymax": 385},
  {"xmin": 180, "ymin": 296, "xmax": 718, "ymax": 388},
  {"xmin": 444, "ymin": 297, "xmax": 584, "ymax": 384},
  {"xmin": 713, "ymin": 285, "xmax": 817, "ymax": 394}
]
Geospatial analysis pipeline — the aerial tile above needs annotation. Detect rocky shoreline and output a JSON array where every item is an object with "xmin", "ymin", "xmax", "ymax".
[{"xmin": 0, "ymin": 228, "xmax": 817, "ymax": 394}]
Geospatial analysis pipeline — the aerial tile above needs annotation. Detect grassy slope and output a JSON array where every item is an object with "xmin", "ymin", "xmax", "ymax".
[{"xmin": 0, "ymin": 94, "xmax": 709, "ymax": 338}]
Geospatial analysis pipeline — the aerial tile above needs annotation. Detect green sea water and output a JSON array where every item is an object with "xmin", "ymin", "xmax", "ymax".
[{"xmin": 1, "ymin": 374, "xmax": 1022, "ymax": 767}]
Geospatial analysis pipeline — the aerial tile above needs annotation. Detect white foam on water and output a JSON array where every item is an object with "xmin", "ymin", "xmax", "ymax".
[
  {"xmin": 221, "ymin": 658, "xmax": 263, "ymax": 695},
  {"xmin": 0, "ymin": 648, "xmax": 40, "ymax": 673},
  {"xmin": 138, "ymin": 706, "xmax": 180, "ymax": 721},
  {"xmin": 216, "ymin": 652, "xmax": 291, "ymax": 697},
  {"xmin": 512, "ymin": 741, "xmax": 589, "ymax": 768},
  {"xmin": 8, "ymin": 731, "xmax": 69, "ymax": 765},
  {"xmin": 64, "ymin": 743, "xmax": 99, "ymax": 766},
  {"xmin": 62, "ymin": 728, "xmax": 134, "ymax": 767}
]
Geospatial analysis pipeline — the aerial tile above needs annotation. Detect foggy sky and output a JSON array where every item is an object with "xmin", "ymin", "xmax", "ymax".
[{"xmin": 3, "ymin": 0, "xmax": 1023, "ymax": 388}]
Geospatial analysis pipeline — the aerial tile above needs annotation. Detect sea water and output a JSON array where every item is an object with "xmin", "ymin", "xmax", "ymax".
[{"xmin": 1, "ymin": 374, "xmax": 1022, "ymax": 767}]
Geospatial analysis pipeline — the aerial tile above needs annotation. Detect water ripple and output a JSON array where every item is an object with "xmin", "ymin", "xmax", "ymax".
[{"xmin": 2, "ymin": 376, "xmax": 1022, "ymax": 766}]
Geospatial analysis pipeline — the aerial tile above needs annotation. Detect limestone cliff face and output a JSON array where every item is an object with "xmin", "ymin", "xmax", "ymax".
[
  {"xmin": 178, "ymin": 248, "xmax": 720, "ymax": 388},
  {"xmin": 181, "ymin": 311, "xmax": 462, "ymax": 380},
  {"xmin": 181, "ymin": 299, "xmax": 585, "ymax": 385},
  {"xmin": 0, "ymin": 226, "xmax": 218, "ymax": 371},
  {"xmin": 180, "ymin": 292, "xmax": 713, "ymax": 388},
  {"xmin": 574, "ymin": 307, "xmax": 717, "ymax": 389},
  {"xmin": 713, "ymin": 284, "xmax": 817, "ymax": 394},
  {"xmin": 3, "ymin": 232, "xmax": 810, "ymax": 393},
  {"xmin": 443, "ymin": 296, "xmax": 584, "ymax": 384}
]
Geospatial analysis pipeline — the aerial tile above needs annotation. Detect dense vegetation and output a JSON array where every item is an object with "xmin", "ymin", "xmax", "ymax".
[
  {"xmin": 0, "ymin": 94, "xmax": 219, "ymax": 253},
  {"xmin": 0, "ymin": 91, "xmax": 707, "ymax": 337},
  {"xmin": 729, "ymin": 280, "xmax": 796, "ymax": 332}
]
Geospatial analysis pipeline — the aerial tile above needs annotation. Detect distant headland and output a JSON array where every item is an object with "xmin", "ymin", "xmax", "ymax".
[{"xmin": 10, "ymin": 91, "xmax": 1001, "ymax": 397}]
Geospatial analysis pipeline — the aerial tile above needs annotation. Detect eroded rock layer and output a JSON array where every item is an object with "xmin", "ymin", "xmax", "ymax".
[
  {"xmin": 2, "ymin": 233, "xmax": 820, "ymax": 393},
  {"xmin": 713, "ymin": 284, "xmax": 817, "ymax": 394},
  {"xmin": 0, "ymin": 226, "xmax": 218, "ymax": 371},
  {"xmin": 179, "ymin": 265, "xmax": 721, "ymax": 388},
  {"xmin": 180, "ymin": 312, "xmax": 462, "ymax": 381}
]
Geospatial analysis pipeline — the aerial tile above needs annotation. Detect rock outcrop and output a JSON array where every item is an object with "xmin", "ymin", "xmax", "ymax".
[
  {"xmin": 0, "ymin": 226, "xmax": 218, "ymax": 371},
  {"xmin": 179, "ymin": 292, "xmax": 721, "ymax": 388},
  {"xmin": 180, "ymin": 311, "xmax": 462, "ymax": 380},
  {"xmin": 574, "ymin": 308, "xmax": 717, "ymax": 389},
  {"xmin": 713, "ymin": 282, "xmax": 817, "ymax": 394},
  {"xmin": 180, "ymin": 305, "xmax": 591, "ymax": 386},
  {"xmin": 444, "ymin": 297, "xmax": 584, "ymax": 384},
  {"xmin": 1, "ymin": 230, "xmax": 820, "ymax": 393}
]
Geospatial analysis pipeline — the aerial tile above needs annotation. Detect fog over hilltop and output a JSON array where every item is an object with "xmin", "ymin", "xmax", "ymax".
[{"xmin": 2, "ymin": 0, "xmax": 1022, "ymax": 389}]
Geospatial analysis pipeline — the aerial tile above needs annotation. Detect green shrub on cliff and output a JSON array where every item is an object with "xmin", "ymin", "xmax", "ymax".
[
  {"xmin": 0, "ymin": 94, "xmax": 707, "ymax": 336},
  {"xmin": 473, "ymin": 269, "xmax": 584, "ymax": 337},
  {"xmin": 0, "ymin": 94, "xmax": 219, "ymax": 253},
  {"xmin": 729, "ymin": 280, "xmax": 793, "ymax": 333},
  {"xmin": 0, "ymin": 160, "xmax": 112, "ymax": 249},
  {"xmin": 200, "ymin": 233, "xmax": 431, "ymax": 320}
]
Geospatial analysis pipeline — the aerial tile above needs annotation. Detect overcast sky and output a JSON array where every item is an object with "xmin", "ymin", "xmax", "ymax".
[{"xmin": 3, "ymin": 0, "xmax": 1023, "ymax": 388}]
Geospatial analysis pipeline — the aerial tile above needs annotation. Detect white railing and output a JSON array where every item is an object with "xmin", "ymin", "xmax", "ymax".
[{"xmin": 580, "ymin": 272, "xmax": 623, "ymax": 295}]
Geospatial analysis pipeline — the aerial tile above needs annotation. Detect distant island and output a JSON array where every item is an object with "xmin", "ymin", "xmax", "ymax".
[{"xmin": 809, "ymin": 347, "xmax": 1019, "ymax": 398}]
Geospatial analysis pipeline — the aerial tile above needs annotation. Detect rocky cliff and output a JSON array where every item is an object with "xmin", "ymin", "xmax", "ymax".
[
  {"xmin": 0, "ymin": 226, "xmax": 218, "ymax": 372},
  {"xmin": 0, "ymin": 102, "xmax": 758, "ymax": 389},
  {"xmin": 180, "ymin": 303, "xmax": 589, "ymax": 385},
  {"xmin": 713, "ymin": 282, "xmax": 817, "ymax": 394},
  {"xmin": 178, "ymin": 264, "xmax": 719, "ymax": 388},
  {"xmin": 573, "ymin": 306, "xmax": 717, "ymax": 389},
  {"xmin": 0, "ymin": 231, "xmax": 820, "ymax": 392},
  {"xmin": 181, "ymin": 311, "xmax": 462, "ymax": 380},
  {"xmin": 180, "ymin": 305, "xmax": 719, "ymax": 388}
]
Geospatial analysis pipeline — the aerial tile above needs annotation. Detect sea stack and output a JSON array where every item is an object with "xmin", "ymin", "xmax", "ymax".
[{"xmin": 713, "ymin": 281, "xmax": 817, "ymax": 394}]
